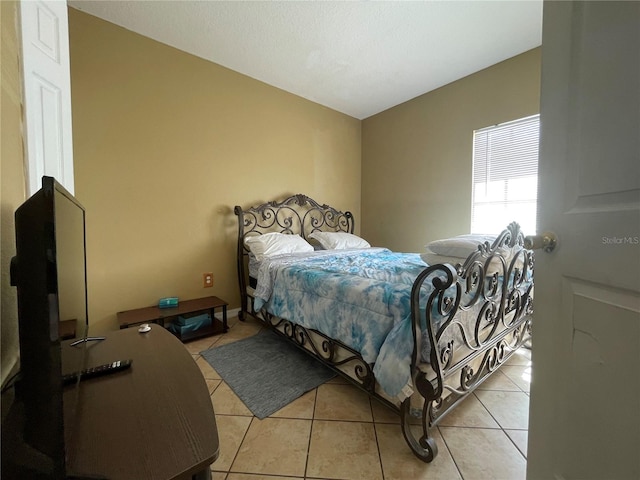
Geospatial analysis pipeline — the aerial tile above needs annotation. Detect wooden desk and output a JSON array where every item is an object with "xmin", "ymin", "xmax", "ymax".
[{"xmin": 61, "ymin": 326, "xmax": 219, "ymax": 479}]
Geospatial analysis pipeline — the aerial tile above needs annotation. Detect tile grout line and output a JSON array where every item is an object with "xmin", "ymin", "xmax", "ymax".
[
  {"xmin": 210, "ymin": 379, "xmax": 256, "ymax": 476},
  {"xmin": 436, "ymin": 425, "xmax": 465, "ymax": 480},
  {"xmin": 368, "ymin": 396, "xmax": 387, "ymax": 480},
  {"xmin": 303, "ymin": 387, "xmax": 319, "ymax": 480},
  {"xmin": 472, "ymin": 389, "xmax": 529, "ymax": 462}
]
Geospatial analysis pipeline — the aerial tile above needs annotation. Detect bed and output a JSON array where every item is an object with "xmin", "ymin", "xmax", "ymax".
[{"xmin": 234, "ymin": 194, "xmax": 534, "ymax": 462}]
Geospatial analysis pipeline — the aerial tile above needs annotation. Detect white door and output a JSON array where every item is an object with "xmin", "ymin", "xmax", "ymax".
[
  {"xmin": 527, "ymin": 2, "xmax": 640, "ymax": 479},
  {"xmin": 19, "ymin": 0, "xmax": 74, "ymax": 196}
]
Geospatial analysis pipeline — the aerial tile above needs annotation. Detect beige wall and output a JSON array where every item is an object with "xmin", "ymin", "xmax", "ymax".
[
  {"xmin": 361, "ymin": 48, "xmax": 541, "ymax": 252},
  {"xmin": 68, "ymin": 9, "xmax": 361, "ymax": 333},
  {"xmin": 0, "ymin": 7, "xmax": 541, "ymax": 376},
  {"xmin": 1, "ymin": 0, "xmax": 27, "ymax": 384}
]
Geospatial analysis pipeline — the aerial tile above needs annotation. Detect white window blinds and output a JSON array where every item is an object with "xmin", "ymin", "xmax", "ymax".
[{"xmin": 471, "ymin": 114, "xmax": 540, "ymax": 235}]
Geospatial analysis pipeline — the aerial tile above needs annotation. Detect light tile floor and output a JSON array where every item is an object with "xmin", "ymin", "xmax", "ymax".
[{"xmin": 184, "ymin": 316, "xmax": 532, "ymax": 480}]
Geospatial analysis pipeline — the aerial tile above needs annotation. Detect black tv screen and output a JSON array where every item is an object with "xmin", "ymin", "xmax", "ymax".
[{"xmin": 11, "ymin": 175, "xmax": 88, "ymax": 478}]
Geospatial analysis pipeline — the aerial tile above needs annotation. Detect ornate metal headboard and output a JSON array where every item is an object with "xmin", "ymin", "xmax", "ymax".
[{"xmin": 234, "ymin": 194, "xmax": 354, "ymax": 319}]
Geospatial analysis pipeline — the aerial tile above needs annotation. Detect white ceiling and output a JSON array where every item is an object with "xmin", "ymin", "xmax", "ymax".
[{"xmin": 68, "ymin": 1, "xmax": 543, "ymax": 120}]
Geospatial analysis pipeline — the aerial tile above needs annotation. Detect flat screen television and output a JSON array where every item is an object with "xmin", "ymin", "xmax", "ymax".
[{"xmin": 10, "ymin": 176, "xmax": 88, "ymax": 479}]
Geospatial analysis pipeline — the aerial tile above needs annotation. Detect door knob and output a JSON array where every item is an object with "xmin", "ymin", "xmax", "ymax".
[{"xmin": 524, "ymin": 232, "xmax": 558, "ymax": 253}]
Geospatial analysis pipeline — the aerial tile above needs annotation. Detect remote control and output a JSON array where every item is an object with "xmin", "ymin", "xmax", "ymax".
[{"xmin": 62, "ymin": 359, "xmax": 132, "ymax": 386}]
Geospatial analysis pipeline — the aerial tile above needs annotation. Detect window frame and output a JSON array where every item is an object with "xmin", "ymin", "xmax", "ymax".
[{"xmin": 470, "ymin": 114, "xmax": 540, "ymax": 235}]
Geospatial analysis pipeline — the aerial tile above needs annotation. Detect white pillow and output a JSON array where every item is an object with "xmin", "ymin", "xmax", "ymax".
[
  {"xmin": 308, "ymin": 231, "xmax": 371, "ymax": 250},
  {"xmin": 244, "ymin": 233, "xmax": 313, "ymax": 261},
  {"xmin": 426, "ymin": 234, "xmax": 498, "ymax": 258},
  {"xmin": 423, "ymin": 234, "xmax": 523, "ymax": 272}
]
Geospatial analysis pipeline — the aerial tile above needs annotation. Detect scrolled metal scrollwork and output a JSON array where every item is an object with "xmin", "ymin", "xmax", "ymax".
[
  {"xmin": 411, "ymin": 222, "xmax": 534, "ymax": 436},
  {"xmin": 237, "ymin": 194, "xmax": 354, "ymax": 246},
  {"xmin": 320, "ymin": 337, "xmax": 337, "ymax": 363},
  {"xmin": 474, "ymin": 299, "xmax": 500, "ymax": 346},
  {"xmin": 264, "ymin": 312, "xmax": 376, "ymax": 392},
  {"xmin": 234, "ymin": 194, "xmax": 355, "ymax": 323},
  {"xmin": 460, "ymin": 365, "xmax": 475, "ymax": 391},
  {"xmin": 439, "ymin": 340, "xmax": 455, "ymax": 370},
  {"xmin": 400, "ymin": 399, "xmax": 438, "ymax": 462},
  {"xmin": 485, "ymin": 343, "xmax": 505, "ymax": 371}
]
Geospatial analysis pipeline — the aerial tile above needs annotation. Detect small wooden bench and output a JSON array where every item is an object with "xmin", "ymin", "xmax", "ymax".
[{"xmin": 116, "ymin": 296, "xmax": 229, "ymax": 342}]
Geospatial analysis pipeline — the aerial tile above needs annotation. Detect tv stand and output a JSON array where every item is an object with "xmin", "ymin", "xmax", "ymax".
[
  {"xmin": 0, "ymin": 402, "xmax": 107, "ymax": 479},
  {"xmin": 2, "ymin": 327, "xmax": 219, "ymax": 479}
]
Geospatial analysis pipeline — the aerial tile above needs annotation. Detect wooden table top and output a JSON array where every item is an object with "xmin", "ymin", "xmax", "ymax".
[{"xmin": 62, "ymin": 325, "xmax": 219, "ymax": 479}]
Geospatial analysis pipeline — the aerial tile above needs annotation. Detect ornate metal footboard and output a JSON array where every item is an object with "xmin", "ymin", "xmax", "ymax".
[
  {"xmin": 235, "ymin": 196, "xmax": 534, "ymax": 463},
  {"xmin": 402, "ymin": 222, "xmax": 534, "ymax": 461}
]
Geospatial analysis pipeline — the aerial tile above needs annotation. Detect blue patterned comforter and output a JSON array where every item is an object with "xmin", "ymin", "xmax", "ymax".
[{"xmin": 253, "ymin": 248, "xmax": 429, "ymax": 400}]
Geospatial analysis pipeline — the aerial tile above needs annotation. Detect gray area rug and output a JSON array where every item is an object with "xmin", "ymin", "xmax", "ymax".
[{"xmin": 200, "ymin": 329, "xmax": 336, "ymax": 419}]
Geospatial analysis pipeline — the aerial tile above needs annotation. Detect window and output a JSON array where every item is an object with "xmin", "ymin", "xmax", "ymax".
[{"xmin": 471, "ymin": 114, "xmax": 539, "ymax": 235}]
